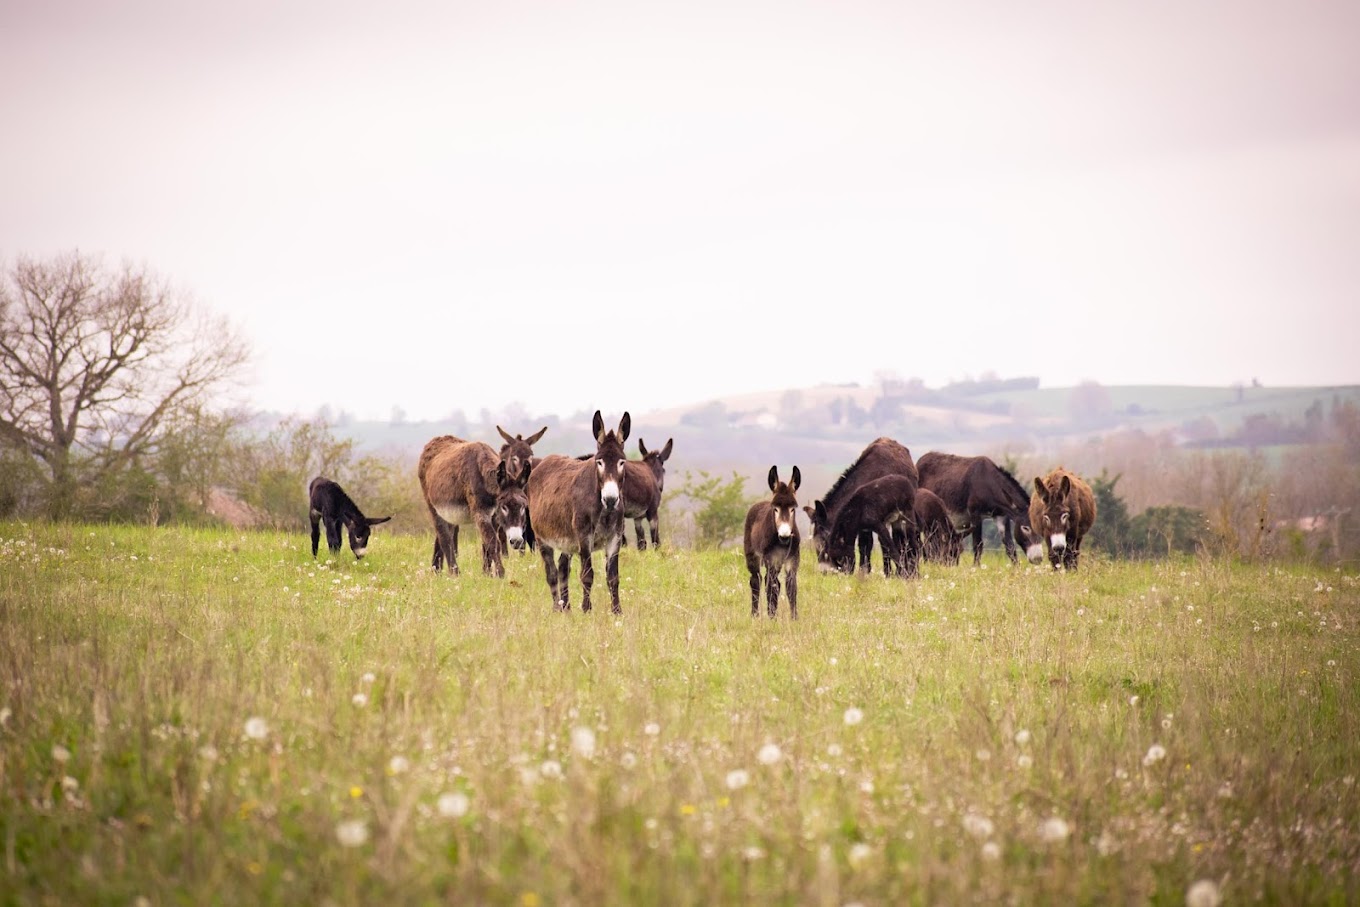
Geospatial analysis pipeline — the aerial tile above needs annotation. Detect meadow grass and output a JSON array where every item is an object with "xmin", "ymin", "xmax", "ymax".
[{"xmin": 1, "ymin": 521, "xmax": 1357, "ymax": 906}]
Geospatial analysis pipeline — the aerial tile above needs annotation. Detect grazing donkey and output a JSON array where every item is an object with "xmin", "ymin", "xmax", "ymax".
[
  {"xmin": 527, "ymin": 411, "xmax": 631, "ymax": 613},
  {"xmin": 810, "ymin": 474, "xmax": 920, "ymax": 578},
  {"xmin": 804, "ymin": 437, "xmax": 917, "ymax": 575},
  {"xmin": 744, "ymin": 466, "xmax": 802, "ymax": 618},
  {"xmin": 622, "ymin": 437, "xmax": 673, "ymax": 550},
  {"xmin": 308, "ymin": 477, "xmax": 391, "ymax": 560},
  {"xmin": 916, "ymin": 452, "xmax": 1032, "ymax": 566},
  {"xmin": 915, "ymin": 487, "xmax": 962, "ymax": 565},
  {"xmin": 418, "ymin": 425, "xmax": 547, "ymax": 577},
  {"xmin": 1026, "ymin": 467, "xmax": 1097, "ymax": 570}
]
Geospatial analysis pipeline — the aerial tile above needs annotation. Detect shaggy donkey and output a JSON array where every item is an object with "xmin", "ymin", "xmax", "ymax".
[
  {"xmin": 744, "ymin": 465, "xmax": 802, "ymax": 619},
  {"xmin": 810, "ymin": 474, "xmax": 919, "ymax": 578},
  {"xmin": 308, "ymin": 477, "xmax": 391, "ymax": 559},
  {"xmin": 1026, "ymin": 467, "xmax": 1097, "ymax": 571},
  {"xmin": 621, "ymin": 437, "xmax": 673, "ymax": 550}
]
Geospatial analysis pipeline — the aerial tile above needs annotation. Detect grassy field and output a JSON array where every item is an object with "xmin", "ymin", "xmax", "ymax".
[{"xmin": 1, "ymin": 522, "xmax": 1357, "ymax": 906}]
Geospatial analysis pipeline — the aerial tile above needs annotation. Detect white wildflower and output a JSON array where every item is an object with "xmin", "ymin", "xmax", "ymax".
[
  {"xmin": 843, "ymin": 707, "xmax": 864, "ymax": 726},
  {"xmin": 644, "ymin": 722, "xmax": 660, "ymax": 736},
  {"xmin": 1185, "ymin": 879, "xmax": 1222, "ymax": 907},
  {"xmin": 981, "ymin": 840, "xmax": 1002, "ymax": 861},
  {"xmin": 540, "ymin": 759, "xmax": 563, "ymax": 780},
  {"xmin": 335, "ymin": 819, "xmax": 369, "ymax": 848},
  {"xmin": 848, "ymin": 842, "xmax": 872, "ymax": 867},
  {"xmin": 52, "ymin": 744, "xmax": 71, "ymax": 764},
  {"xmin": 243, "ymin": 717, "xmax": 268, "ymax": 741},
  {"xmin": 387, "ymin": 755, "xmax": 410, "ymax": 775},
  {"xmin": 1014, "ymin": 728, "xmax": 1031, "ymax": 745},
  {"xmin": 571, "ymin": 726, "xmax": 597, "ymax": 759},
  {"xmin": 437, "ymin": 791, "xmax": 470, "ymax": 818},
  {"xmin": 1143, "ymin": 744, "xmax": 1167, "ymax": 767},
  {"xmin": 352, "ymin": 693, "xmax": 368, "ymax": 707},
  {"xmin": 757, "ymin": 743, "xmax": 782, "ymax": 766},
  {"xmin": 1039, "ymin": 816, "xmax": 1071, "ymax": 843},
  {"xmin": 963, "ymin": 813, "xmax": 994, "ymax": 839},
  {"xmin": 726, "ymin": 769, "xmax": 750, "ymax": 790}
]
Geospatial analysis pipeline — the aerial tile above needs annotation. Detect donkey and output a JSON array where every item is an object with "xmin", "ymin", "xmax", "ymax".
[
  {"xmin": 915, "ymin": 486, "xmax": 962, "ymax": 565},
  {"xmin": 804, "ymin": 437, "xmax": 917, "ymax": 575},
  {"xmin": 418, "ymin": 425, "xmax": 547, "ymax": 577},
  {"xmin": 622, "ymin": 437, "xmax": 673, "ymax": 550},
  {"xmin": 810, "ymin": 473, "xmax": 919, "ymax": 578},
  {"xmin": 527, "ymin": 411, "xmax": 631, "ymax": 614},
  {"xmin": 745, "ymin": 466, "xmax": 802, "ymax": 618},
  {"xmin": 308, "ymin": 477, "xmax": 391, "ymax": 560},
  {"xmin": 915, "ymin": 452, "xmax": 1032, "ymax": 566},
  {"xmin": 1026, "ymin": 467, "xmax": 1098, "ymax": 570}
]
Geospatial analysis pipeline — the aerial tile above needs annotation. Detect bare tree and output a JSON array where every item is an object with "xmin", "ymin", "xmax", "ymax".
[{"xmin": 0, "ymin": 251, "xmax": 248, "ymax": 518}]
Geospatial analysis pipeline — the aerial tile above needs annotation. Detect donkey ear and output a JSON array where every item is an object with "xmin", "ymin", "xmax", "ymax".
[
  {"xmin": 497, "ymin": 425, "xmax": 515, "ymax": 445},
  {"xmin": 638, "ymin": 438, "xmax": 649, "ymax": 457},
  {"xmin": 524, "ymin": 425, "xmax": 548, "ymax": 446},
  {"xmin": 1034, "ymin": 477, "xmax": 1047, "ymax": 500},
  {"xmin": 789, "ymin": 465, "xmax": 801, "ymax": 492},
  {"xmin": 592, "ymin": 410, "xmax": 605, "ymax": 443},
  {"xmin": 767, "ymin": 465, "xmax": 779, "ymax": 491},
  {"xmin": 660, "ymin": 438, "xmax": 673, "ymax": 461},
  {"xmin": 618, "ymin": 412, "xmax": 631, "ymax": 442},
  {"xmin": 803, "ymin": 505, "xmax": 815, "ymax": 520},
  {"xmin": 367, "ymin": 516, "xmax": 392, "ymax": 526},
  {"xmin": 814, "ymin": 500, "xmax": 829, "ymax": 523},
  {"xmin": 496, "ymin": 460, "xmax": 508, "ymax": 484},
  {"xmin": 1059, "ymin": 474, "xmax": 1071, "ymax": 497}
]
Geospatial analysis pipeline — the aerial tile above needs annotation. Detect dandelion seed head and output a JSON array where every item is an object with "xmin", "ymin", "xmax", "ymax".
[
  {"xmin": 335, "ymin": 819, "xmax": 369, "ymax": 848},
  {"xmin": 848, "ymin": 843, "xmax": 872, "ymax": 867},
  {"xmin": 827, "ymin": 743, "xmax": 843, "ymax": 757},
  {"xmin": 757, "ymin": 743, "xmax": 782, "ymax": 766},
  {"xmin": 981, "ymin": 840, "xmax": 1002, "ymax": 861},
  {"xmin": 1040, "ymin": 816, "xmax": 1071, "ymax": 843},
  {"xmin": 1144, "ymin": 744, "xmax": 1168, "ymax": 767},
  {"xmin": 726, "ymin": 769, "xmax": 750, "ymax": 790},
  {"xmin": 742, "ymin": 845, "xmax": 765, "ymax": 861},
  {"xmin": 1185, "ymin": 879, "xmax": 1222, "ymax": 907},
  {"xmin": 963, "ymin": 813, "xmax": 995, "ymax": 839},
  {"xmin": 1017, "ymin": 754, "xmax": 1033, "ymax": 769},
  {"xmin": 843, "ymin": 707, "xmax": 864, "ymax": 726},
  {"xmin": 361, "ymin": 672, "xmax": 375, "ymax": 684},
  {"xmin": 52, "ymin": 744, "xmax": 71, "ymax": 763},
  {"xmin": 644, "ymin": 722, "xmax": 660, "ymax": 736},
  {"xmin": 437, "ymin": 791, "xmax": 470, "ymax": 818},
  {"xmin": 387, "ymin": 755, "xmax": 410, "ymax": 775},
  {"xmin": 351, "ymin": 693, "xmax": 368, "ymax": 707},
  {"xmin": 540, "ymin": 759, "xmax": 563, "ymax": 780},
  {"xmin": 620, "ymin": 752, "xmax": 637, "ymax": 770},
  {"xmin": 1014, "ymin": 729, "xmax": 1031, "ymax": 746},
  {"xmin": 243, "ymin": 717, "xmax": 268, "ymax": 741},
  {"xmin": 571, "ymin": 726, "xmax": 597, "ymax": 759}
]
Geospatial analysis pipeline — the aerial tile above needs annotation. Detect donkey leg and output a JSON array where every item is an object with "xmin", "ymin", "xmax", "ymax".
[
  {"xmin": 325, "ymin": 518, "xmax": 344, "ymax": 555},
  {"xmin": 766, "ymin": 569, "xmax": 781, "ymax": 618},
  {"xmin": 971, "ymin": 521, "xmax": 984, "ymax": 566},
  {"xmin": 876, "ymin": 522, "xmax": 900, "ymax": 577},
  {"xmin": 1002, "ymin": 515, "xmax": 1019, "ymax": 565},
  {"xmin": 785, "ymin": 562, "xmax": 799, "ymax": 620},
  {"xmin": 605, "ymin": 535, "xmax": 622, "ymax": 614},
  {"xmin": 746, "ymin": 556, "xmax": 762, "ymax": 617},
  {"xmin": 577, "ymin": 546, "xmax": 596, "ymax": 614},
  {"xmin": 538, "ymin": 545, "xmax": 561, "ymax": 610},
  {"xmin": 649, "ymin": 513, "xmax": 660, "ymax": 550},
  {"xmin": 857, "ymin": 529, "xmax": 874, "ymax": 574},
  {"xmin": 477, "ymin": 515, "xmax": 503, "ymax": 578},
  {"xmin": 557, "ymin": 553, "xmax": 572, "ymax": 609},
  {"xmin": 310, "ymin": 514, "xmax": 322, "ymax": 558},
  {"xmin": 633, "ymin": 518, "xmax": 647, "ymax": 551},
  {"xmin": 431, "ymin": 536, "xmax": 443, "ymax": 571}
]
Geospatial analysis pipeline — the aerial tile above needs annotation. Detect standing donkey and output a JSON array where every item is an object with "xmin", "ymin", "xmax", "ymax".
[
  {"xmin": 621, "ymin": 437, "xmax": 673, "ymax": 550},
  {"xmin": 527, "ymin": 411, "xmax": 631, "ymax": 614},
  {"xmin": 308, "ymin": 477, "xmax": 391, "ymax": 560},
  {"xmin": 418, "ymin": 425, "xmax": 547, "ymax": 577},
  {"xmin": 744, "ymin": 466, "xmax": 802, "ymax": 619},
  {"xmin": 1026, "ymin": 467, "xmax": 1097, "ymax": 571}
]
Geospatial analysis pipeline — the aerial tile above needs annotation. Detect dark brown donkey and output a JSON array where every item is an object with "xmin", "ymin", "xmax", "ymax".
[
  {"xmin": 418, "ymin": 425, "xmax": 547, "ymax": 577},
  {"xmin": 915, "ymin": 486, "xmax": 962, "ymax": 565},
  {"xmin": 621, "ymin": 437, "xmax": 673, "ymax": 550},
  {"xmin": 915, "ymin": 452, "xmax": 1032, "ymax": 566},
  {"xmin": 804, "ymin": 437, "xmax": 917, "ymax": 574},
  {"xmin": 527, "ymin": 411, "xmax": 631, "ymax": 613},
  {"xmin": 744, "ymin": 466, "xmax": 802, "ymax": 619},
  {"xmin": 1026, "ymin": 466, "xmax": 1097, "ymax": 570},
  {"xmin": 810, "ymin": 474, "xmax": 920, "ymax": 578},
  {"xmin": 308, "ymin": 477, "xmax": 391, "ymax": 560}
]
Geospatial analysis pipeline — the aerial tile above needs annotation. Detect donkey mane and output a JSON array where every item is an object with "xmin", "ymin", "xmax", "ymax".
[
  {"xmin": 822, "ymin": 437, "xmax": 900, "ymax": 511},
  {"xmin": 997, "ymin": 465, "xmax": 1031, "ymax": 507}
]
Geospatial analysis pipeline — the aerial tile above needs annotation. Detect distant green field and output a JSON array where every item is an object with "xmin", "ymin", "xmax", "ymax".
[
  {"xmin": 2, "ymin": 523, "xmax": 1357, "ymax": 905},
  {"xmin": 983, "ymin": 383, "xmax": 1360, "ymax": 428}
]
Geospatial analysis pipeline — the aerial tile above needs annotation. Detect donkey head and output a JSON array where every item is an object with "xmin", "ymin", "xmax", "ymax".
[
  {"xmin": 346, "ymin": 514, "xmax": 392, "ymax": 559},
  {"xmin": 638, "ymin": 437, "xmax": 674, "ymax": 493},
  {"xmin": 767, "ymin": 465, "xmax": 801, "ymax": 542},
  {"xmin": 494, "ymin": 460, "xmax": 531, "ymax": 551},
  {"xmin": 591, "ymin": 410, "xmax": 631, "ymax": 512},
  {"xmin": 1031, "ymin": 474, "xmax": 1074, "ymax": 562},
  {"xmin": 496, "ymin": 425, "xmax": 548, "ymax": 487},
  {"xmin": 805, "ymin": 498, "xmax": 858, "ymax": 573}
]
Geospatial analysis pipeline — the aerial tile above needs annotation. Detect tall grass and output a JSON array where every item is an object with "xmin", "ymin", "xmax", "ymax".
[{"xmin": 1, "ymin": 521, "xmax": 1356, "ymax": 905}]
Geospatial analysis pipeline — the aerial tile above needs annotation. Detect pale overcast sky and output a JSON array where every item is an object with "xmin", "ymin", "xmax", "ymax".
[{"xmin": 3, "ymin": 0, "xmax": 1358, "ymax": 421}]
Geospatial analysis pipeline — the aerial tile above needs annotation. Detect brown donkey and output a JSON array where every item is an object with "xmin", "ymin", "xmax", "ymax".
[
  {"xmin": 1026, "ymin": 467, "xmax": 1097, "ymax": 570},
  {"xmin": 527, "ymin": 411, "xmax": 630, "ymax": 613},
  {"xmin": 804, "ymin": 437, "xmax": 917, "ymax": 575},
  {"xmin": 744, "ymin": 465, "xmax": 802, "ymax": 619},
  {"xmin": 916, "ymin": 451, "xmax": 1032, "ymax": 566},
  {"xmin": 622, "ymin": 437, "xmax": 673, "ymax": 550},
  {"xmin": 418, "ymin": 425, "xmax": 547, "ymax": 577},
  {"xmin": 810, "ymin": 473, "xmax": 919, "ymax": 578}
]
